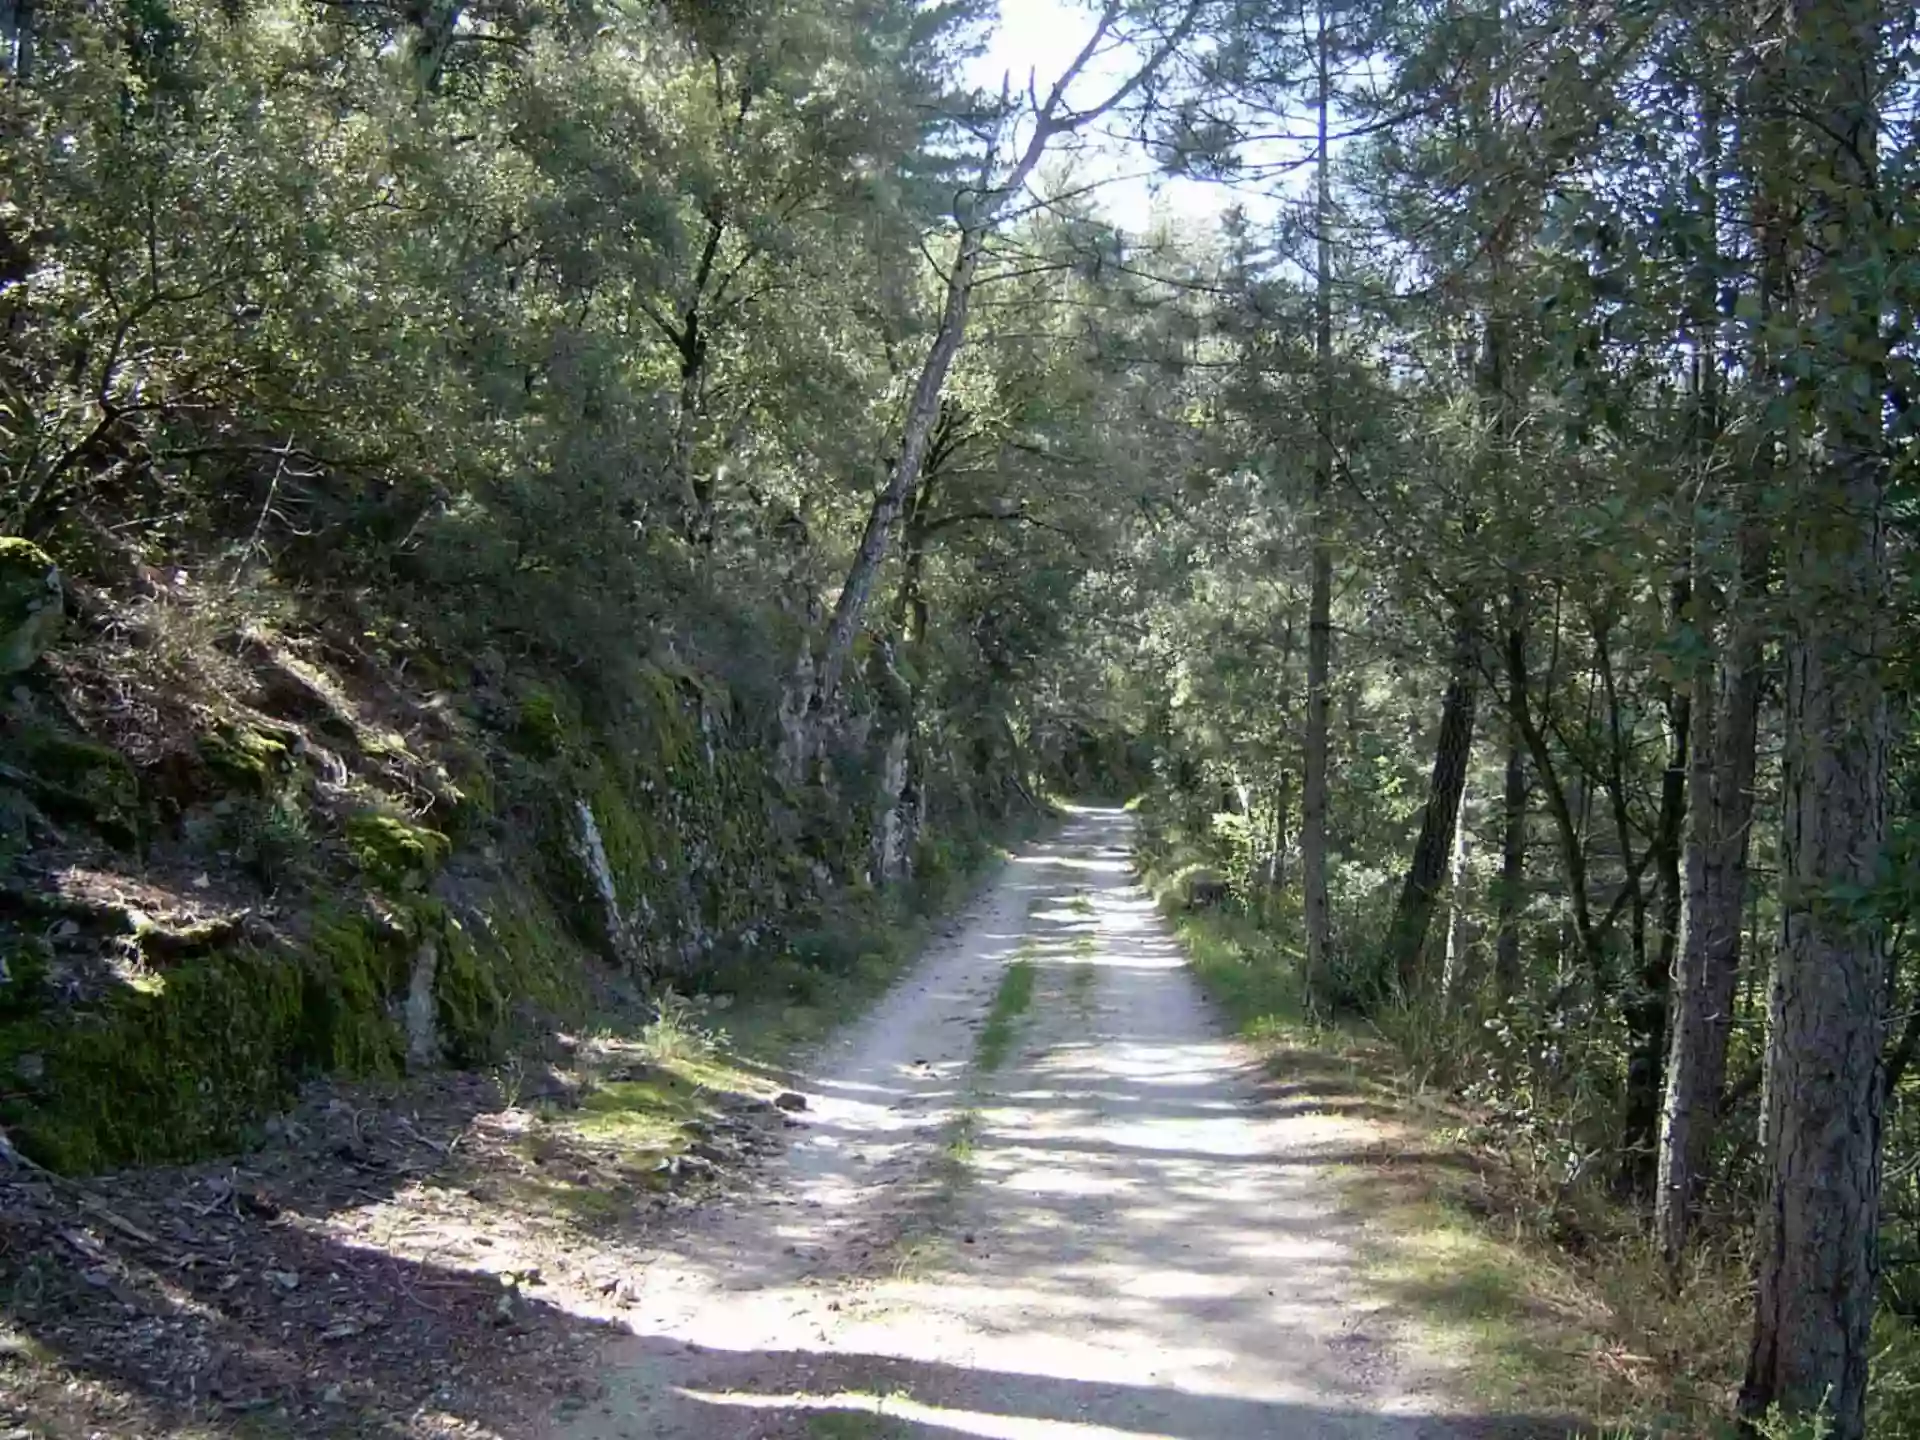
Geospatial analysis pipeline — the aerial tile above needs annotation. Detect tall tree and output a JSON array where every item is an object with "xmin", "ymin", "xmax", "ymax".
[
  {"xmin": 1301, "ymin": 0, "xmax": 1337, "ymax": 1000},
  {"xmin": 810, "ymin": 0, "xmax": 1207, "ymax": 719},
  {"xmin": 1739, "ymin": 1, "xmax": 1893, "ymax": 1431}
]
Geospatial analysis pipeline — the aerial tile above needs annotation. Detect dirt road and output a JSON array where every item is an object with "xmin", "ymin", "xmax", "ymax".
[{"xmin": 551, "ymin": 808, "xmax": 1484, "ymax": 1439}]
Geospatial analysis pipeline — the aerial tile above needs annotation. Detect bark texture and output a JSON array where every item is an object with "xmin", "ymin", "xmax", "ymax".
[
  {"xmin": 812, "ymin": 2, "xmax": 1200, "ymax": 717},
  {"xmin": 1493, "ymin": 721, "xmax": 1527, "ymax": 1001},
  {"xmin": 1739, "ymin": 4, "xmax": 1890, "ymax": 1430}
]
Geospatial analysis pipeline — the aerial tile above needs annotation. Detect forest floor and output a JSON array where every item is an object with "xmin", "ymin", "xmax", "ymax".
[{"xmin": 1, "ymin": 809, "xmax": 1594, "ymax": 1439}]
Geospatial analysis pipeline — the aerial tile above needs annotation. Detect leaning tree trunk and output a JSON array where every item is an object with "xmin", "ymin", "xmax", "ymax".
[
  {"xmin": 809, "ymin": 4, "xmax": 1199, "ymax": 721},
  {"xmin": 1740, "ymin": 3, "xmax": 1890, "ymax": 1431},
  {"xmin": 1388, "ymin": 616, "xmax": 1478, "ymax": 996}
]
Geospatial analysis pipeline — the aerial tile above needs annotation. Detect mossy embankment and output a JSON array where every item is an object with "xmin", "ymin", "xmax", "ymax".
[{"xmin": 0, "ymin": 575, "xmax": 1041, "ymax": 1175}]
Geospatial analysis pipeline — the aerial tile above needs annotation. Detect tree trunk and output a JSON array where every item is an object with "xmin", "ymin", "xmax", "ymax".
[
  {"xmin": 1441, "ymin": 776, "xmax": 1474, "ymax": 1009},
  {"xmin": 1388, "ymin": 616, "xmax": 1477, "ymax": 996},
  {"xmin": 1657, "ymin": 524, "xmax": 1766, "ymax": 1263},
  {"xmin": 1268, "ymin": 768, "xmax": 1292, "ymax": 894},
  {"xmin": 815, "ymin": 222, "xmax": 985, "ymax": 712},
  {"xmin": 2, "ymin": 0, "xmax": 31, "ymax": 77},
  {"xmin": 1301, "ymin": 0, "xmax": 1335, "ymax": 1001},
  {"xmin": 1494, "ymin": 717, "xmax": 1527, "ymax": 1002},
  {"xmin": 811, "ymin": 4, "xmax": 1198, "ymax": 715},
  {"xmin": 1740, "ymin": 4, "xmax": 1890, "ymax": 1431},
  {"xmin": 1622, "ymin": 618, "xmax": 1690, "ymax": 1199}
]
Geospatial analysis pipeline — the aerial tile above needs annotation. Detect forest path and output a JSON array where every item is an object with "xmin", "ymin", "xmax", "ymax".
[{"xmin": 550, "ymin": 808, "xmax": 1496, "ymax": 1440}]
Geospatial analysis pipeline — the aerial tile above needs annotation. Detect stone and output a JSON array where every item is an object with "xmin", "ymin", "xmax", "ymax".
[{"xmin": 0, "ymin": 538, "xmax": 61, "ymax": 674}]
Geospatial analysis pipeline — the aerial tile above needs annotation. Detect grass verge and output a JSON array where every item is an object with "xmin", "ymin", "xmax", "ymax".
[
  {"xmin": 512, "ymin": 820, "xmax": 1050, "ymax": 1235},
  {"xmin": 1162, "ymin": 901, "xmax": 1750, "ymax": 1437}
]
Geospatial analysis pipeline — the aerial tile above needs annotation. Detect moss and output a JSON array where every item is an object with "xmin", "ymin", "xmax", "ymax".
[
  {"xmin": 0, "ymin": 536, "xmax": 63, "ymax": 674},
  {"xmin": 0, "ymin": 881, "xmax": 606, "ymax": 1174},
  {"xmin": 430, "ymin": 907, "xmax": 506, "ymax": 1065},
  {"xmin": 197, "ymin": 721, "xmax": 292, "ymax": 794},
  {"xmin": 0, "ymin": 935, "xmax": 51, "ymax": 1015},
  {"xmin": 0, "ymin": 905, "xmax": 431, "ymax": 1172},
  {"xmin": 3, "ymin": 729, "xmax": 140, "ymax": 846},
  {"xmin": 345, "ymin": 810, "xmax": 449, "ymax": 892},
  {"xmin": 0, "ymin": 942, "xmax": 323, "ymax": 1172},
  {"xmin": 304, "ymin": 911, "xmax": 409, "ymax": 1074},
  {"xmin": 512, "ymin": 687, "xmax": 570, "ymax": 758}
]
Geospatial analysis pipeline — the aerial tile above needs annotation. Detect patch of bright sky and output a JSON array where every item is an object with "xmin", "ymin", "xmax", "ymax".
[{"xmin": 962, "ymin": 0, "xmax": 1286, "ymax": 238}]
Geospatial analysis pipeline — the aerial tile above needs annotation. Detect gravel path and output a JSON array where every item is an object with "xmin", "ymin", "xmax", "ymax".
[{"xmin": 549, "ymin": 808, "xmax": 1503, "ymax": 1439}]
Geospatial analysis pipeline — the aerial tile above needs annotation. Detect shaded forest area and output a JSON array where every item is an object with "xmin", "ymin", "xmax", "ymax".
[{"xmin": 3, "ymin": 0, "xmax": 1919, "ymax": 1435}]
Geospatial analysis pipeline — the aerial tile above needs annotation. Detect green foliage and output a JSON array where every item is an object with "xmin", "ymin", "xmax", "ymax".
[
  {"xmin": 0, "ymin": 537, "xmax": 64, "ymax": 673},
  {"xmin": 345, "ymin": 811, "xmax": 451, "ymax": 893}
]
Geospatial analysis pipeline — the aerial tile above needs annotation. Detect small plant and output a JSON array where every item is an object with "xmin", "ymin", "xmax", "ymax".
[
  {"xmin": 642, "ymin": 988, "xmax": 726, "ymax": 1061},
  {"xmin": 495, "ymin": 1054, "xmax": 527, "ymax": 1110}
]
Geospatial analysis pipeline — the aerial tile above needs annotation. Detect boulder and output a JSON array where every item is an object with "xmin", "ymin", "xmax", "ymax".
[{"xmin": 0, "ymin": 538, "xmax": 62, "ymax": 673}]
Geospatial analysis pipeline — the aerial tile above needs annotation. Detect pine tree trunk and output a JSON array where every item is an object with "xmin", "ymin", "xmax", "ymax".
[
  {"xmin": 1742, "ymin": 464, "xmax": 1888, "ymax": 1437},
  {"xmin": 1301, "ymin": 0, "xmax": 1335, "ymax": 1001},
  {"xmin": 1740, "ymin": 4, "xmax": 1889, "ymax": 1430},
  {"xmin": 1388, "ymin": 618, "xmax": 1477, "ymax": 996}
]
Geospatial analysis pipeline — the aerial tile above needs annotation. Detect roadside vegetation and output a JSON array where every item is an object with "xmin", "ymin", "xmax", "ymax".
[{"xmin": 1141, "ymin": 823, "xmax": 1920, "ymax": 1439}]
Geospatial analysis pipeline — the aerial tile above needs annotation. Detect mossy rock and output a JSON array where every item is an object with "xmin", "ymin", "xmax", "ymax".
[
  {"xmin": 0, "ymin": 928, "xmax": 408, "ymax": 1172},
  {"xmin": 346, "ymin": 811, "xmax": 449, "ymax": 892},
  {"xmin": 0, "ymin": 537, "xmax": 62, "ymax": 674},
  {"xmin": 1, "ymin": 728, "xmax": 140, "ymax": 846},
  {"xmin": 198, "ymin": 721, "xmax": 293, "ymax": 794},
  {"xmin": 305, "ymin": 910, "xmax": 411, "ymax": 1073},
  {"xmin": 512, "ymin": 687, "xmax": 571, "ymax": 759},
  {"xmin": 429, "ymin": 907, "xmax": 505, "ymax": 1065}
]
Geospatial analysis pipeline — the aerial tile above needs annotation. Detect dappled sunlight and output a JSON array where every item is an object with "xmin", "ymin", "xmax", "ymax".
[{"xmin": 557, "ymin": 813, "xmax": 1559, "ymax": 1439}]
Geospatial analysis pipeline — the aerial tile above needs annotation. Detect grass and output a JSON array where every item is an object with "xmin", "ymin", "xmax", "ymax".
[
  {"xmin": 806, "ymin": 1407, "xmax": 912, "ymax": 1437},
  {"xmin": 712, "ymin": 821, "xmax": 1046, "ymax": 1070},
  {"xmin": 974, "ymin": 956, "xmax": 1036, "ymax": 1073},
  {"xmin": 881, "ymin": 952, "xmax": 1040, "ymax": 1277},
  {"xmin": 1161, "ymin": 898, "xmax": 1752, "ymax": 1437}
]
